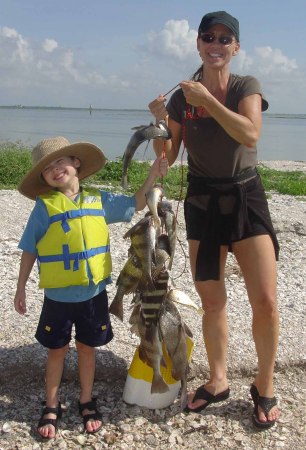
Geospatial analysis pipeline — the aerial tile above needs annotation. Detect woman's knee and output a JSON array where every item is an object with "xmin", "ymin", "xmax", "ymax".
[
  {"xmin": 251, "ymin": 292, "xmax": 278, "ymax": 318},
  {"xmin": 195, "ymin": 280, "xmax": 227, "ymax": 313}
]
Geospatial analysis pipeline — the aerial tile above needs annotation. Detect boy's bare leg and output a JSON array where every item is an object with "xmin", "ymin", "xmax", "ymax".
[
  {"xmin": 76, "ymin": 341, "xmax": 102, "ymax": 433},
  {"xmin": 38, "ymin": 345, "xmax": 68, "ymax": 438}
]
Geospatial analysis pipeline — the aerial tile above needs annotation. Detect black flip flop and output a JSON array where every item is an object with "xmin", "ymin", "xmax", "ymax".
[
  {"xmin": 184, "ymin": 385, "xmax": 230, "ymax": 413},
  {"xmin": 250, "ymin": 384, "xmax": 277, "ymax": 429}
]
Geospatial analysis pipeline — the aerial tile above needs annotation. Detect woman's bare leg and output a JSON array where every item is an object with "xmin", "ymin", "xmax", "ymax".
[
  {"xmin": 187, "ymin": 241, "xmax": 230, "ymax": 410},
  {"xmin": 233, "ymin": 235, "xmax": 280, "ymax": 423}
]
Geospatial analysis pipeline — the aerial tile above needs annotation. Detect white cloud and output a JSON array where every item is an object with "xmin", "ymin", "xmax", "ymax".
[
  {"xmin": 147, "ymin": 19, "xmax": 198, "ymax": 65},
  {"xmin": 235, "ymin": 46, "xmax": 298, "ymax": 75},
  {"xmin": 0, "ymin": 25, "xmax": 131, "ymax": 105},
  {"xmin": 42, "ymin": 38, "xmax": 58, "ymax": 53},
  {"xmin": 230, "ymin": 45, "xmax": 305, "ymax": 112},
  {"xmin": 0, "ymin": 26, "xmax": 32, "ymax": 63}
]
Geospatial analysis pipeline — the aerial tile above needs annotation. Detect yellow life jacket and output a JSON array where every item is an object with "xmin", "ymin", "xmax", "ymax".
[{"xmin": 36, "ymin": 188, "xmax": 111, "ymax": 288}]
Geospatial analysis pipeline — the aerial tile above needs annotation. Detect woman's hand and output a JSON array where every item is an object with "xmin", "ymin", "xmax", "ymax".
[
  {"xmin": 180, "ymin": 81, "xmax": 208, "ymax": 107},
  {"xmin": 148, "ymin": 95, "xmax": 168, "ymax": 122}
]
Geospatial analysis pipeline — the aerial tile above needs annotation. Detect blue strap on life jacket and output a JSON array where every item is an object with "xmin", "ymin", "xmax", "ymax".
[
  {"xmin": 38, "ymin": 244, "xmax": 110, "ymax": 271},
  {"xmin": 49, "ymin": 209, "xmax": 106, "ymax": 233}
]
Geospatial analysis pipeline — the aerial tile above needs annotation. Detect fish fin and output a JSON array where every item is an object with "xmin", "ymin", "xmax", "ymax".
[
  {"xmin": 151, "ymin": 375, "xmax": 169, "ymax": 394},
  {"xmin": 138, "ymin": 346, "xmax": 150, "ymax": 366},
  {"xmin": 180, "ymin": 375, "xmax": 188, "ymax": 410},
  {"xmin": 130, "ymin": 124, "xmax": 150, "ymax": 130},
  {"xmin": 108, "ymin": 298, "xmax": 124, "ymax": 322},
  {"xmin": 123, "ymin": 216, "xmax": 150, "ymax": 238},
  {"xmin": 129, "ymin": 303, "xmax": 141, "ymax": 324},
  {"xmin": 145, "ymin": 324, "xmax": 156, "ymax": 343},
  {"xmin": 168, "ymin": 255, "xmax": 174, "ymax": 271},
  {"xmin": 160, "ymin": 356, "xmax": 167, "ymax": 368},
  {"xmin": 183, "ymin": 322, "xmax": 193, "ymax": 338}
]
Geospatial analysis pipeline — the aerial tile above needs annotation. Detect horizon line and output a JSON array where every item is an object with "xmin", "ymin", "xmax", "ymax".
[{"xmin": 0, "ymin": 105, "xmax": 305, "ymax": 117}]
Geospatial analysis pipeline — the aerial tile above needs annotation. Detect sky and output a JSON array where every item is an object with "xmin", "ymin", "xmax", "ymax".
[{"xmin": 0, "ymin": 0, "xmax": 305, "ymax": 113}]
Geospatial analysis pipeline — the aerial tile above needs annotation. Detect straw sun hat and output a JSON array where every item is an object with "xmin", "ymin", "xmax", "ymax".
[{"xmin": 18, "ymin": 136, "xmax": 106, "ymax": 200}]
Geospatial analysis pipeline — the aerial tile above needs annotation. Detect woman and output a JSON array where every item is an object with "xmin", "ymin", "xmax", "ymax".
[{"xmin": 149, "ymin": 10, "xmax": 280, "ymax": 429}]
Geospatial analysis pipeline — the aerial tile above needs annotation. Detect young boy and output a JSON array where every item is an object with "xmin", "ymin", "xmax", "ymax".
[{"xmin": 14, "ymin": 136, "xmax": 168, "ymax": 439}]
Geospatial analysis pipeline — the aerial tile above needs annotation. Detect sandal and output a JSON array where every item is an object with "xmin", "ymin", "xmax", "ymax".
[
  {"xmin": 78, "ymin": 398, "xmax": 102, "ymax": 434},
  {"xmin": 37, "ymin": 401, "xmax": 62, "ymax": 439},
  {"xmin": 250, "ymin": 384, "xmax": 278, "ymax": 429},
  {"xmin": 184, "ymin": 386, "xmax": 230, "ymax": 413}
]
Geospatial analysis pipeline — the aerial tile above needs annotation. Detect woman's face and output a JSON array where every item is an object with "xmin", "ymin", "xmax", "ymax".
[{"xmin": 197, "ymin": 24, "xmax": 240, "ymax": 68}]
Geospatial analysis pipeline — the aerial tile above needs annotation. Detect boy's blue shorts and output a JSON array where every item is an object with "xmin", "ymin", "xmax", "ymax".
[{"xmin": 35, "ymin": 290, "xmax": 113, "ymax": 349}]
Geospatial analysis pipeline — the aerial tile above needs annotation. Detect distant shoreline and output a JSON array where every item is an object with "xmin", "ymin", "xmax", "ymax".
[
  {"xmin": 257, "ymin": 160, "xmax": 306, "ymax": 172},
  {"xmin": 0, "ymin": 105, "xmax": 305, "ymax": 118}
]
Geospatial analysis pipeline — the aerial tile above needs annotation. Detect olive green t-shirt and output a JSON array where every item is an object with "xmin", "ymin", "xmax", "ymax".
[{"xmin": 166, "ymin": 74, "xmax": 268, "ymax": 178}]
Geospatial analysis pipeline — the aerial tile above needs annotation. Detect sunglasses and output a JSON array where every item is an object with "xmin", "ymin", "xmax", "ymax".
[{"xmin": 200, "ymin": 33, "xmax": 235, "ymax": 46}]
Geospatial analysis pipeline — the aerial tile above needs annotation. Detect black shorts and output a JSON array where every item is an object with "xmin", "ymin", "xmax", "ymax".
[
  {"xmin": 35, "ymin": 290, "xmax": 113, "ymax": 349},
  {"xmin": 184, "ymin": 200, "xmax": 268, "ymax": 246}
]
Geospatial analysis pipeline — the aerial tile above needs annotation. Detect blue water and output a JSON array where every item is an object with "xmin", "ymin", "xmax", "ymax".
[{"xmin": 0, "ymin": 107, "xmax": 305, "ymax": 161}]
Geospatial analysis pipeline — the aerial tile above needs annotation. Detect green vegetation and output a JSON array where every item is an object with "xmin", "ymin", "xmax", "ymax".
[
  {"xmin": 0, "ymin": 143, "xmax": 305, "ymax": 199},
  {"xmin": 257, "ymin": 166, "xmax": 306, "ymax": 197}
]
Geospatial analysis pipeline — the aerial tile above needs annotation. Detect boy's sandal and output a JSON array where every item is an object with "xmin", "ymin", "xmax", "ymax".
[
  {"xmin": 250, "ymin": 384, "xmax": 277, "ymax": 429},
  {"xmin": 37, "ymin": 402, "xmax": 62, "ymax": 439},
  {"xmin": 78, "ymin": 398, "xmax": 102, "ymax": 434}
]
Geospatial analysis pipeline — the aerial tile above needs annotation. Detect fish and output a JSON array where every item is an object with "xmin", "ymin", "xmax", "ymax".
[
  {"xmin": 109, "ymin": 253, "xmax": 144, "ymax": 321},
  {"xmin": 157, "ymin": 201, "xmax": 177, "ymax": 270},
  {"xmin": 139, "ymin": 269, "xmax": 169, "ymax": 342},
  {"xmin": 157, "ymin": 233, "xmax": 171, "ymax": 256},
  {"xmin": 137, "ymin": 320, "xmax": 169, "ymax": 394},
  {"xmin": 123, "ymin": 215, "xmax": 157, "ymax": 284},
  {"xmin": 166, "ymin": 289, "xmax": 204, "ymax": 316},
  {"xmin": 152, "ymin": 247, "xmax": 170, "ymax": 279},
  {"xmin": 159, "ymin": 295, "xmax": 192, "ymax": 408},
  {"xmin": 121, "ymin": 120, "xmax": 172, "ymax": 188},
  {"xmin": 145, "ymin": 185, "xmax": 164, "ymax": 230}
]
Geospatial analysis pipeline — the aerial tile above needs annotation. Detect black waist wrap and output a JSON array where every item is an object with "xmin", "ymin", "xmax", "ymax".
[{"xmin": 186, "ymin": 169, "xmax": 279, "ymax": 281}]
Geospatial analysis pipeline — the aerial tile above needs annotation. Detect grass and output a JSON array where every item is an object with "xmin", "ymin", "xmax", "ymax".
[{"xmin": 0, "ymin": 143, "xmax": 305, "ymax": 199}]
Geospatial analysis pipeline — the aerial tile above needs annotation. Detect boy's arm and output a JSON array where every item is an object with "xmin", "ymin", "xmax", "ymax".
[
  {"xmin": 14, "ymin": 251, "xmax": 37, "ymax": 315},
  {"xmin": 134, "ymin": 156, "xmax": 168, "ymax": 211}
]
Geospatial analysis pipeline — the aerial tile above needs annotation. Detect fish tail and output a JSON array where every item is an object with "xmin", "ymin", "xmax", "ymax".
[
  {"xmin": 151, "ymin": 374, "xmax": 169, "ymax": 394},
  {"xmin": 109, "ymin": 297, "xmax": 124, "ymax": 322}
]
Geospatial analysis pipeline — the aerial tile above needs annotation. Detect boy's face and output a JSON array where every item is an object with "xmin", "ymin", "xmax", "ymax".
[{"xmin": 41, "ymin": 156, "xmax": 81, "ymax": 188}]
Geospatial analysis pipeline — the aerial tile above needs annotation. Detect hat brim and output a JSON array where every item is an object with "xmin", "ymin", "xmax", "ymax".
[{"xmin": 18, "ymin": 142, "xmax": 106, "ymax": 200}]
